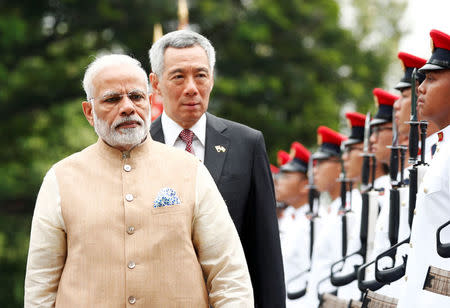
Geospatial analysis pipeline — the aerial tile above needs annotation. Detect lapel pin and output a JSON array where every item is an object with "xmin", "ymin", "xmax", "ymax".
[{"xmin": 215, "ymin": 145, "xmax": 226, "ymax": 153}]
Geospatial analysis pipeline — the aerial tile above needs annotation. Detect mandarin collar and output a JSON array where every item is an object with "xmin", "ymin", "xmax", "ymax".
[{"xmin": 95, "ymin": 134, "xmax": 153, "ymax": 162}]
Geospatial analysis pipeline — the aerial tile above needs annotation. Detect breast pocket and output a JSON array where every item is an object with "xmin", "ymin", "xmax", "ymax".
[
  {"xmin": 151, "ymin": 202, "xmax": 185, "ymax": 215},
  {"xmin": 422, "ymin": 175, "xmax": 443, "ymax": 197}
]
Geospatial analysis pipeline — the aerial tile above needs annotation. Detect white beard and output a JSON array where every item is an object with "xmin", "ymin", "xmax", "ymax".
[{"xmin": 92, "ymin": 109, "xmax": 150, "ymax": 150}]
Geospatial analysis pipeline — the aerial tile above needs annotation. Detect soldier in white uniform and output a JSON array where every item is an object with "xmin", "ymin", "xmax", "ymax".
[
  {"xmin": 337, "ymin": 111, "xmax": 367, "ymax": 301},
  {"xmin": 303, "ymin": 126, "xmax": 347, "ymax": 308},
  {"xmin": 275, "ymin": 142, "xmax": 312, "ymax": 307},
  {"xmin": 372, "ymin": 51, "xmax": 439, "ymax": 299},
  {"xmin": 276, "ymin": 149, "xmax": 296, "ymax": 226},
  {"xmin": 397, "ymin": 28, "xmax": 450, "ymax": 308},
  {"xmin": 365, "ymin": 88, "xmax": 398, "ymax": 278}
]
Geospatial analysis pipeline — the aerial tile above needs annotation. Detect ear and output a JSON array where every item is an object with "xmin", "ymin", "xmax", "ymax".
[
  {"xmin": 149, "ymin": 73, "xmax": 161, "ymax": 95},
  {"xmin": 82, "ymin": 101, "xmax": 94, "ymax": 127},
  {"xmin": 210, "ymin": 73, "xmax": 214, "ymax": 90}
]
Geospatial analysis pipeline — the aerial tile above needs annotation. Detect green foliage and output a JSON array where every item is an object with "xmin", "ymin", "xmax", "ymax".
[
  {"xmin": 195, "ymin": 0, "xmax": 401, "ymax": 160},
  {"xmin": 0, "ymin": 214, "xmax": 32, "ymax": 308},
  {"xmin": 0, "ymin": 0, "xmax": 405, "ymax": 305}
]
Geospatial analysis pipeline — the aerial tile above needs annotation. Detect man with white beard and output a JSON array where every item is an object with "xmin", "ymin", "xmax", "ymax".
[{"xmin": 24, "ymin": 54, "xmax": 253, "ymax": 308}]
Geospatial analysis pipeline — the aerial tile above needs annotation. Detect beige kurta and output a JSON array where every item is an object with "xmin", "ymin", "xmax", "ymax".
[{"xmin": 25, "ymin": 136, "xmax": 253, "ymax": 308}]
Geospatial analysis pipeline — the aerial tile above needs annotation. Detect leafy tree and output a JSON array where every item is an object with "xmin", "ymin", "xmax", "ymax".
[{"xmin": 0, "ymin": 1, "xmax": 405, "ymax": 306}]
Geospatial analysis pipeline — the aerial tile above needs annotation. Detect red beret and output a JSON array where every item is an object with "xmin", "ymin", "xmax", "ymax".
[
  {"xmin": 373, "ymin": 88, "xmax": 399, "ymax": 107},
  {"xmin": 290, "ymin": 141, "xmax": 310, "ymax": 164},
  {"xmin": 317, "ymin": 126, "xmax": 347, "ymax": 146},
  {"xmin": 345, "ymin": 112, "xmax": 366, "ymax": 128},
  {"xmin": 270, "ymin": 164, "xmax": 280, "ymax": 174},
  {"xmin": 420, "ymin": 29, "xmax": 450, "ymax": 72},
  {"xmin": 398, "ymin": 52, "xmax": 427, "ymax": 70},
  {"xmin": 277, "ymin": 150, "xmax": 291, "ymax": 166},
  {"xmin": 431, "ymin": 29, "xmax": 450, "ymax": 51}
]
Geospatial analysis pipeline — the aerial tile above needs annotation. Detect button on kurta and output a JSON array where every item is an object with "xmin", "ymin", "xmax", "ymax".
[
  {"xmin": 128, "ymin": 261, "xmax": 136, "ymax": 269},
  {"xmin": 127, "ymin": 226, "xmax": 135, "ymax": 234},
  {"xmin": 124, "ymin": 164, "xmax": 132, "ymax": 172},
  {"xmin": 125, "ymin": 194, "xmax": 134, "ymax": 202},
  {"xmin": 128, "ymin": 296, "xmax": 136, "ymax": 304}
]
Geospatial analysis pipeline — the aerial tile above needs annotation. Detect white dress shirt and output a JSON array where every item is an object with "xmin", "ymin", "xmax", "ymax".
[{"xmin": 161, "ymin": 111, "xmax": 206, "ymax": 162}]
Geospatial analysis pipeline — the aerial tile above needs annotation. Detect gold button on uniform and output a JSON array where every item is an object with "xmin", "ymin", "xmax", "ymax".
[
  {"xmin": 414, "ymin": 209, "xmax": 417, "ymax": 215},
  {"xmin": 128, "ymin": 296, "xmax": 136, "ymax": 304},
  {"xmin": 401, "ymin": 201, "xmax": 406, "ymax": 207},
  {"xmin": 127, "ymin": 226, "xmax": 135, "ymax": 234},
  {"xmin": 128, "ymin": 261, "xmax": 136, "ymax": 269},
  {"xmin": 124, "ymin": 164, "xmax": 132, "ymax": 172},
  {"xmin": 424, "ymin": 188, "xmax": 428, "ymax": 193},
  {"xmin": 410, "ymin": 243, "xmax": 413, "ymax": 248},
  {"xmin": 125, "ymin": 194, "xmax": 134, "ymax": 202}
]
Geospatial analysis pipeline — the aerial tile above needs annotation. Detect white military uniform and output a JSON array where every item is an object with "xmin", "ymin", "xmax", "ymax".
[
  {"xmin": 337, "ymin": 188, "xmax": 364, "ymax": 301},
  {"xmin": 364, "ymin": 174, "xmax": 391, "ymax": 280},
  {"xmin": 279, "ymin": 206, "xmax": 297, "ymax": 250},
  {"xmin": 282, "ymin": 205, "xmax": 312, "ymax": 307},
  {"xmin": 397, "ymin": 125, "xmax": 450, "ymax": 307},
  {"xmin": 373, "ymin": 132, "xmax": 439, "ymax": 297},
  {"xmin": 302, "ymin": 197, "xmax": 342, "ymax": 307}
]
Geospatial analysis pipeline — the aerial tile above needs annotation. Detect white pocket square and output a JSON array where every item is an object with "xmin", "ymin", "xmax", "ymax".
[{"xmin": 153, "ymin": 188, "xmax": 181, "ymax": 208}]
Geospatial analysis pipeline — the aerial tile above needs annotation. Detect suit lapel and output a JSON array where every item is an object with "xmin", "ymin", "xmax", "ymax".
[
  {"xmin": 150, "ymin": 116, "xmax": 165, "ymax": 143},
  {"xmin": 204, "ymin": 113, "xmax": 229, "ymax": 183}
]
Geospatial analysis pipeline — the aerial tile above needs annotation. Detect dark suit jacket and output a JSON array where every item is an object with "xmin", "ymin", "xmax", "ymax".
[{"xmin": 151, "ymin": 112, "xmax": 286, "ymax": 307}]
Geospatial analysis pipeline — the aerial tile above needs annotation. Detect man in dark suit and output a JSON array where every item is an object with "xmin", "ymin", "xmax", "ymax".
[{"xmin": 149, "ymin": 29, "xmax": 285, "ymax": 307}]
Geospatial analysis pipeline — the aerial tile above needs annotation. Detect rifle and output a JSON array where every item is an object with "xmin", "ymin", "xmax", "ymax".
[
  {"xmin": 338, "ymin": 159, "xmax": 351, "ymax": 259},
  {"xmin": 286, "ymin": 156, "xmax": 318, "ymax": 299},
  {"xmin": 437, "ymin": 220, "xmax": 450, "ymax": 258},
  {"xmin": 374, "ymin": 69, "xmax": 430, "ymax": 284},
  {"xmin": 316, "ymin": 155, "xmax": 353, "ymax": 300},
  {"xmin": 330, "ymin": 113, "xmax": 378, "ymax": 290},
  {"xmin": 372, "ymin": 110, "xmax": 403, "ymax": 283},
  {"xmin": 354, "ymin": 112, "xmax": 385, "ymax": 292}
]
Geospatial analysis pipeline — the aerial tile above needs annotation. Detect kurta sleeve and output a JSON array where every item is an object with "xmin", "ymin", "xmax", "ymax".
[
  {"xmin": 192, "ymin": 162, "xmax": 254, "ymax": 307},
  {"xmin": 24, "ymin": 168, "xmax": 67, "ymax": 307}
]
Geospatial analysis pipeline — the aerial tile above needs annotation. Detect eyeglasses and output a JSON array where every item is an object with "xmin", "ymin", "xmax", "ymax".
[
  {"xmin": 89, "ymin": 90, "xmax": 148, "ymax": 106},
  {"xmin": 371, "ymin": 126, "xmax": 392, "ymax": 137}
]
